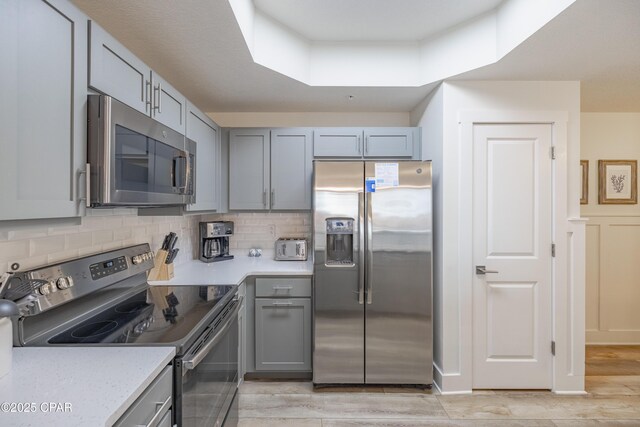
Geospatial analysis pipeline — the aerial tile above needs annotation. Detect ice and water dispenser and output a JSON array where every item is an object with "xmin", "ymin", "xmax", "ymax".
[{"xmin": 325, "ymin": 218, "xmax": 354, "ymax": 265}]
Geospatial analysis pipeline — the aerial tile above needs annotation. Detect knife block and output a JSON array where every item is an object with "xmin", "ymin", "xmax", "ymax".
[{"xmin": 147, "ymin": 249, "xmax": 174, "ymax": 281}]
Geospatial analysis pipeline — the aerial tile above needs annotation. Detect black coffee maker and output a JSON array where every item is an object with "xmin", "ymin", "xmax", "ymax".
[{"xmin": 199, "ymin": 221, "xmax": 234, "ymax": 262}]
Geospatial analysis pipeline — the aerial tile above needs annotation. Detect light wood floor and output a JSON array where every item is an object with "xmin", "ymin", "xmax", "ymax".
[{"xmin": 237, "ymin": 346, "xmax": 640, "ymax": 426}]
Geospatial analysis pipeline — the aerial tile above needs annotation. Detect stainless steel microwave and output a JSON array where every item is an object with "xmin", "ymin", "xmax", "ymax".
[{"xmin": 87, "ymin": 95, "xmax": 195, "ymax": 207}]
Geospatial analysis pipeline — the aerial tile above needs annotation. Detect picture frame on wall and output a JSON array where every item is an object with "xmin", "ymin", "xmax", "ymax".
[
  {"xmin": 581, "ymin": 160, "xmax": 589, "ymax": 204},
  {"xmin": 598, "ymin": 160, "xmax": 638, "ymax": 205}
]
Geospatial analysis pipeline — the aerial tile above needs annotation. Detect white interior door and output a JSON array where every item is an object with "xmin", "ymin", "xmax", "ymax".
[{"xmin": 472, "ymin": 123, "xmax": 553, "ymax": 389}]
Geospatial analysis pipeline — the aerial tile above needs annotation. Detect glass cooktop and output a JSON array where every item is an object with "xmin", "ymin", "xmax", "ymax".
[{"xmin": 48, "ymin": 285, "xmax": 236, "ymax": 348}]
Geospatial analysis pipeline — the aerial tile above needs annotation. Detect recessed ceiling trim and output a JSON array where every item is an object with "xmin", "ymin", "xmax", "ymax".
[{"xmin": 229, "ymin": 0, "xmax": 575, "ymax": 87}]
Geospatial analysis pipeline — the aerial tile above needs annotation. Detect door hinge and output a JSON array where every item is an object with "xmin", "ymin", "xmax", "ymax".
[
  {"xmin": 551, "ymin": 341, "xmax": 556, "ymax": 356},
  {"xmin": 551, "ymin": 243, "xmax": 556, "ymax": 257},
  {"xmin": 550, "ymin": 146, "xmax": 556, "ymax": 159}
]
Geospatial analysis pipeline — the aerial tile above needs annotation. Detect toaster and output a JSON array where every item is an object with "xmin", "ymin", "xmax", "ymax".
[{"xmin": 275, "ymin": 238, "xmax": 308, "ymax": 261}]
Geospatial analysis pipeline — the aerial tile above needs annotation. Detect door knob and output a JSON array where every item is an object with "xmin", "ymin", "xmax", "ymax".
[{"xmin": 475, "ymin": 265, "xmax": 499, "ymax": 275}]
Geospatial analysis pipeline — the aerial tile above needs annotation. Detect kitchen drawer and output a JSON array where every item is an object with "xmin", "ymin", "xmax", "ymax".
[
  {"xmin": 114, "ymin": 365, "xmax": 172, "ymax": 427},
  {"xmin": 256, "ymin": 278, "xmax": 311, "ymax": 298}
]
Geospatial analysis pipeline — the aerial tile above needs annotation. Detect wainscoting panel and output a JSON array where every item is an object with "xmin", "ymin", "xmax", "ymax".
[{"xmin": 586, "ymin": 215, "xmax": 640, "ymax": 344}]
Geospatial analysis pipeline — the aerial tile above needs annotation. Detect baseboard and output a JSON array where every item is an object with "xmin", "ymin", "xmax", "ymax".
[{"xmin": 586, "ymin": 330, "xmax": 640, "ymax": 344}]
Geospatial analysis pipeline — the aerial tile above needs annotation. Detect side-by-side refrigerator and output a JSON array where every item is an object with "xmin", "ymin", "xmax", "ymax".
[{"xmin": 313, "ymin": 161, "xmax": 433, "ymax": 385}]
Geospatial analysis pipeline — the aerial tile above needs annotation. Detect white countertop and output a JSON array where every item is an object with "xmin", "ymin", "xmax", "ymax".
[
  {"xmin": 149, "ymin": 250, "xmax": 313, "ymax": 286},
  {"xmin": 0, "ymin": 346, "xmax": 175, "ymax": 427}
]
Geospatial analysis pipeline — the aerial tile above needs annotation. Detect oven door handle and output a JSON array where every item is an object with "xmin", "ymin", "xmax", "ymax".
[{"xmin": 182, "ymin": 297, "xmax": 243, "ymax": 371}]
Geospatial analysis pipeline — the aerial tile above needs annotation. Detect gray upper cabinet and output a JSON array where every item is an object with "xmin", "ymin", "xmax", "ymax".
[
  {"xmin": 0, "ymin": 0, "xmax": 87, "ymax": 220},
  {"xmin": 313, "ymin": 128, "xmax": 363, "ymax": 157},
  {"xmin": 229, "ymin": 128, "xmax": 312, "ymax": 211},
  {"xmin": 271, "ymin": 129, "xmax": 313, "ymax": 210},
  {"xmin": 314, "ymin": 127, "xmax": 420, "ymax": 159},
  {"xmin": 229, "ymin": 129, "xmax": 271, "ymax": 210},
  {"xmin": 364, "ymin": 128, "xmax": 414, "ymax": 157},
  {"xmin": 185, "ymin": 103, "xmax": 220, "ymax": 212},
  {"xmin": 88, "ymin": 21, "xmax": 150, "ymax": 115},
  {"xmin": 89, "ymin": 22, "xmax": 186, "ymax": 134},
  {"xmin": 150, "ymin": 72, "xmax": 186, "ymax": 134},
  {"xmin": 255, "ymin": 298, "xmax": 312, "ymax": 371}
]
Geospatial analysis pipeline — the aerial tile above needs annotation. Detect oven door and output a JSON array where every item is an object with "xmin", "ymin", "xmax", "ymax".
[
  {"xmin": 88, "ymin": 95, "xmax": 191, "ymax": 206},
  {"xmin": 176, "ymin": 297, "xmax": 241, "ymax": 427}
]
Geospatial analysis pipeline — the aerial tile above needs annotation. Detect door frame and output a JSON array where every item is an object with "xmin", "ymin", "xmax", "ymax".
[{"xmin": 457, "ymin": 110, "xmax": 585, "ymax": 393}]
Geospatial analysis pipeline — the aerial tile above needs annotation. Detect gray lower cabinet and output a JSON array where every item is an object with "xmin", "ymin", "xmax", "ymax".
[
  {"xmin": 89, "ymin": 21, "xmax": 186, "ymax": 134},
  {"xmin": 185, "ymin": 103, "xmax": 221, "ymax": 212},
  {"xmin": 114, "ymin": 365, "xmax": 172, "ymax": 427},
  {"xmin": 229, "ymin": 128, "xmax": 312, "ymax": 211},
  {"xmin": 314, "ymin": 127, "xmax": 420, "ymax": 159},
  {"xmin": 0, "ymin": 0, "xmax": 87, "ymax": 220},
  {"xmin": 255, "ymin": 298, "xmax": 312, "ymax": 371}
]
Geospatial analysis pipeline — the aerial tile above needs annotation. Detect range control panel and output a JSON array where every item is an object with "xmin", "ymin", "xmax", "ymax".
[
  {"xmin": 89, "ymin": 256, "xmax": 127, "ymax": 280},
  {"xmin": 11, "ymin": 244, "xmax": 154, "ymax": 317}
]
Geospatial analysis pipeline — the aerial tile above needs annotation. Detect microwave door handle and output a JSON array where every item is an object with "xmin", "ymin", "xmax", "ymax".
[
  {"xmin": 183, "ymin": 151, "xmax": 192, "ymax": 195},
  {"xmin": 182, "ymin": 297, "xmax": 243, "ymax": 372},
  {"xmin": 172, "ymin": 157, "xmax": 177, "ymax": 188},
  {"xmin": 172, "ymin": 154, "xmax": 188, "ymax": 192}
]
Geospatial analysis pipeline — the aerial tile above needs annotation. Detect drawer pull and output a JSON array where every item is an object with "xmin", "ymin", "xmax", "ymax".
[
  {"xmin": 135, "ymin": 395, "xmax": 171, "ymax": 427},
  {"xmin": 272, "ymin": 286, "xmax": 293, "ymax": 290},
  {"xmin": 272, "ymin": 302, "xmax": 293, "ymax": 306}
]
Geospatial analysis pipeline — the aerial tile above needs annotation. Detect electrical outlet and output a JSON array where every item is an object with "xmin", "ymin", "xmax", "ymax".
[{"xmin": 269, "ymin": 224, "xmax": 276, "ymax": 237}]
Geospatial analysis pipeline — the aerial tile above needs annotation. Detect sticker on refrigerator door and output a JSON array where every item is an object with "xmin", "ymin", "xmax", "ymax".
[
  {"xmin": 375, "ymin": 163, "xmax": 399, "ymax": 188},
  {"xmin": 365, "ymin": 177, "xmax": 376, "ymax": 193}
]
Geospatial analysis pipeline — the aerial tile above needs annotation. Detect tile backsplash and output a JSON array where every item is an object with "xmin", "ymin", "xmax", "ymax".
[
  {"xmin": 201, "ymin": 212, "xmax": 312, "ymax": 252},
  {"xmin": 0, "ymin": 210, "xmax": 311, "ymax": 272},
  {"xmin": 0, "ymin": 209, "xmax": 200, "ymax": 272}
]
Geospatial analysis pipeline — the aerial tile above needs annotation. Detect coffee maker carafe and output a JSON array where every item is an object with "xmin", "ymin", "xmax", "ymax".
[{"xmin": 199, "ymin": 221, "xmax": 234, "ymax": 262}]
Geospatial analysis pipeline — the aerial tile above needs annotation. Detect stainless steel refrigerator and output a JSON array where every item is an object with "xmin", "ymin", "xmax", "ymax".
[{"xmin": 313, "ymin": 161, "xmax": 433, "ymax": 385}]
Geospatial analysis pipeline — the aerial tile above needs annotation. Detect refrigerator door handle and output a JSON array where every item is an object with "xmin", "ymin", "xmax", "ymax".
[
  {"xmin": 358, "ymin": 191, "xmax": 365, "ymax": 305},
  {"xmin": 366, "ymin": 190, "xmax": 373, "ymax": 305}
]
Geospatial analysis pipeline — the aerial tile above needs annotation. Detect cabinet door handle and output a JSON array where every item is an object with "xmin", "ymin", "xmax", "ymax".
[
  {"xmin": 356, "ymin": 136, "xmax": 361, "ymax": 154},
  {"xmin": 153, "ymin": 82, "xmax": 162, "ymax": 114},
  {"xmin": 263, "ymin": 189, "xmax": 267, "ymax": 207},
  {"xmin": 272, "ymin": 286, "xmax": 293, "ymax": 290},
  {"xmin": 365, "ymin": 136, "xmax": 369, "ymax": 154},
  {"xmin": 78, "ymin": 163, "xmax": 90, "ymax": 208},
  {"xmin": 271, "ymin": 188, "xmax": 275, "ymax": 207},
  {"xmin": 145, "ymin": 80, "xmax": 152, "ymax": 114}
]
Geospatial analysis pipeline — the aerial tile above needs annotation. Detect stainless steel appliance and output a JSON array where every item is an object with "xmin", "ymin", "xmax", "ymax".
[
  {"xmin": 87, "ymin": 94, "xmax": 196, "ymax": 207},
  {"xmin": 275, "ymin": 238, "xmax": 308, "ymax": 261},
  {"xmin": 4, "ymin": 245, "xmax": 240, "ymax": 427},
  {"xmin": 199, "ymin": 221, "xmax": 234, "ymax": 263},
  {"xmin": 313, "ymin": 161, "xmax": 433, "ymax": 385}
]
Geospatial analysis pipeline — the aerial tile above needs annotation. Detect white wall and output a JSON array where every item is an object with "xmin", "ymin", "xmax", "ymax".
[
  {"xmin": 582, "ymin": 113, "xmax": 640, "ymax": 344},
  {"xmin": 208, "ymin": 112, "xmax": 410, "ymax": 128},
  {"xmin": 412, "ymin": 81, "xmax": 584, "ymax": 393}
]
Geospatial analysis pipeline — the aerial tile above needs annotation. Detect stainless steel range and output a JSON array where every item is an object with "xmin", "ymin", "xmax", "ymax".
[{"xmin": 2, "ymin": 244, "xmax": 240, "ymax": 427}]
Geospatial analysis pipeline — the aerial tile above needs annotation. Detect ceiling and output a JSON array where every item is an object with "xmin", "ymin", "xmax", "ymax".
[
  {"xmin": 253, "ymin": 0, "xmax": 504, "ymax": 42},
  {"xmin": 71, "ymin": 0, "xmax": 640, "ymax": 113}
]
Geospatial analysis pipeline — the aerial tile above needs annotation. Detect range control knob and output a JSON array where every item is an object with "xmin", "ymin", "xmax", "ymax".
[
  {"xmin": 132, "ymin": 255, "xmax": 143, "ymax": 265},
  {"xmin": 38, "ymin": 282, "xmax": 53, "ymax": 296},
  {"xmin": 56, "ymin": 276, "xmax": 73, "ymax": 290}
]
